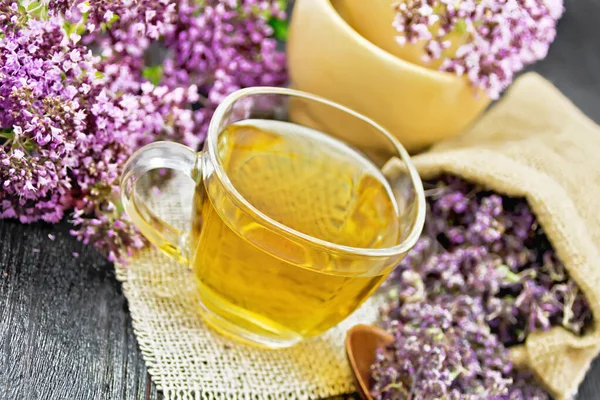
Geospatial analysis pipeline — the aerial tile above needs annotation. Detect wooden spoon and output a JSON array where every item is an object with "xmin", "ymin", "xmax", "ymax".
[{"xmin": 345, "ymin": 324, "xmax": 395, "ymax": 400}]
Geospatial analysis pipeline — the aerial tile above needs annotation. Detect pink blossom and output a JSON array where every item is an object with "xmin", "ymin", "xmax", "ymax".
[
  {"xmin": 392, "ymin": 0, "xmax": 563, "ymax": 99},
  {"xmin": 0, "ymin": 0, "xmax": 288, "ymax": 262}
]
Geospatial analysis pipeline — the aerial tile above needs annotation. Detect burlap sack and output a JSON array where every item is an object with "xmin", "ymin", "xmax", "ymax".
[{"xmin": 413, "ymin": 72, "xmax": 600, "ymax": 399}]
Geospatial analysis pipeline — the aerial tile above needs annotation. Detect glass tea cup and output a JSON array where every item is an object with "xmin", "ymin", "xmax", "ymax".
[{"xmin": 120, "ymin": 87, "xmax": 425, "ymax": 348}]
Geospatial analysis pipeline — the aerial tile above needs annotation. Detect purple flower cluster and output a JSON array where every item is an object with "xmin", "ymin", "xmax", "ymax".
[
  {"xmin": 162, "ymin": 0, "xmax": 287, "ymax": 102},
  {"xmin": 53, "ymin": 0, "xmax": 177, "ymax": 42},
  {"xmin": 0, "ymin": 1, "xmax": 287, "ymax": 261},
  {"xmin": 0, "ymin": 14, "xmax": 95, "ymax": 224},
  {"xmin": 391, "ymin": 0, "xmax": 564, "ymax": 99},
  {"xmin": 86, "ymin": 0, "xmax": 287, "ymax": 138},
  {"xmin": 371, "ymin": 175, "xmax": 592, "ymax": 399},
  {"xmin": 374, "ymin": 295, "xmax": 515, "ymax": 399}
]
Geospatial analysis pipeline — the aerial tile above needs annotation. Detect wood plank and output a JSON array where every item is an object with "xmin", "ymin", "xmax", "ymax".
[{"xmin": 0, "ymin": 220, "xmax": 154, "ymax": 399}]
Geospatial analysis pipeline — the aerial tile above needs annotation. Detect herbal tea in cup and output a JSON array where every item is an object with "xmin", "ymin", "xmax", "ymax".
[{"xmin": 121, "ymin": 87, "xmax": 425, "ymax": 348}]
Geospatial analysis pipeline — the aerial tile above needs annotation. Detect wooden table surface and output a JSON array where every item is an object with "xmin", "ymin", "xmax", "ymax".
[{"xmin": 2, "ymin": 1, "xmax": 600, "ymax": 399}]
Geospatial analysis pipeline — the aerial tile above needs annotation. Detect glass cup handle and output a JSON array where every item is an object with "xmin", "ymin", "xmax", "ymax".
[{"xmin": 120, "ymin": 141, "xmax": 200, "ymax": 264}]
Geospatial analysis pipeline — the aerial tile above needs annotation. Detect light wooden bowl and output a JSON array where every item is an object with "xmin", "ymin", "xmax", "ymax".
[{"xmin": 286, "ymin": 0, "xmax": 490, "ymax": 153}]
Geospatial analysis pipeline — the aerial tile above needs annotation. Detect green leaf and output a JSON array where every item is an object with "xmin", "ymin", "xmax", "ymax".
[
  {"xmin": 454, "ymin": 19, "xmax": 467, "ymax": 35},
  {"xmin": 107, "ymin": 12, "xmax": 120, "ymax": 25},
  {"xmin": 0, "ymin": 130, "xmax": 14, "ymax": 140},
  {"xmin": 115, "ymin": 201, "xmax": 125, "ymax": 215},
  {"xmin": 142, "ymin": 65, "xmax": 164, "ymax": 85},
  {"xmin": 63, "ymin": 18, "xmax": 88, "ymax": 37},
  {"xmin": 22, "ymin": 139, "xmax": 36, "ymax": 152},
  {"xmin": 64, "ymin": 21, "xmax": 75, "ymax": 36},
  {"xmin": 269, "ymin": 17, "xmax": 288, "ymax": 41},
  {"xmin": 26, "ymin": 1, "xmax": 49, "ymax": 20},
  {"xmin": 277, "ymin": 0, "xmax": 288, "ymax": 10},
  {"xmin": 26, "ymin": 1, "xmax": 40, "ymax": 11},
  {"xmin": 496, "ymin": 264, "xmax": 522, "ymax": 284}
]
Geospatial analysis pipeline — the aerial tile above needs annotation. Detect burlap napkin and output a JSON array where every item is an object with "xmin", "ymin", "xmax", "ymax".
[
  {"xmin": 115, "ymin": 175, "xmax": 382, "ymax": 399},
  {"xmin": 117, "ymin": 72, "xmax": 600, "ymax": 399},
  {"xmin": 414, "ymin": 72, "xmax": 600, "ymax": 399}
]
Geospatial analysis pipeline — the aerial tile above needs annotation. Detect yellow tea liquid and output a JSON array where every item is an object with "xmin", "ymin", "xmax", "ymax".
[{"xmin": 190, "ymin": 120, "xmax": 401, "ymax": 345}]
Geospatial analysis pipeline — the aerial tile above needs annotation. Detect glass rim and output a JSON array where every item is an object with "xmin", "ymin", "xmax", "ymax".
[{"xmin": 205, "ymin": 86, "xmax": 426, "ymax": 258}]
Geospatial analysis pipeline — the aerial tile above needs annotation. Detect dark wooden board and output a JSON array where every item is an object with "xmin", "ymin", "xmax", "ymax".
[
  {"xmin": 1, "ymin": 0, "xmax": 600, "ymax": 398},
  {"xmin": 526, "ymin": 0, "xmax": 600, "ymax": 122},
  {"xmin": 0, "ymin": 220, "xmax": 158, "ymax": 400}
]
